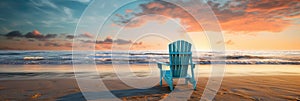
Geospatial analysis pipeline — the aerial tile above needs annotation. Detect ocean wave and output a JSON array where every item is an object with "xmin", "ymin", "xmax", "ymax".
[
  {"xmin": 0, "ymin": 51, "xmax": 299, "ymax": 65},
  {"xmin": 23, "ymin": 56, "xmax": 44, "ymax": 60}
]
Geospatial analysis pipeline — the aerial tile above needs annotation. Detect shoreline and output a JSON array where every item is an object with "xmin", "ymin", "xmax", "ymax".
[{"xmin": 1, "ymin": 64, "xmax": 300, "ymax": 80}]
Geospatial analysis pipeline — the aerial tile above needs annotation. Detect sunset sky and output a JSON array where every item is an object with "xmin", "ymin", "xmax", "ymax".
[{"xmin": 0, "ymin": 0, "xmax": 299, "ymax": 50}]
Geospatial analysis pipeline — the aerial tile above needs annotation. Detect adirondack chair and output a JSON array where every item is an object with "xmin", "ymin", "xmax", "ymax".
[{"xmin": 157, "ymin": 40, "xmax": 196, "ymax": 91}]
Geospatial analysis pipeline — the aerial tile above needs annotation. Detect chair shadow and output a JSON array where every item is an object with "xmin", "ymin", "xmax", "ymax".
[
  {"xmin": 57, "ymin": 77, "xmax": 208, "ymax": 101},
  {"xmin": 57, "ymin": 85, "xmax": 171, "ymax": 101}
]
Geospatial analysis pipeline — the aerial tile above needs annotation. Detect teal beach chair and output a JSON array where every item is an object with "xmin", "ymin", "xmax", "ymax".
[{"xmin": 157, "ymin": 40, "xmax": 196, "ymax": 91}]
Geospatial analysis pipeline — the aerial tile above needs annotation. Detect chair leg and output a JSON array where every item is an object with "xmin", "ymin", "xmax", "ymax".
[
  {"xmin": 159, "ymin": 69, "xmax": 162, "ymax": 86},
  {"xmin": 160, "ymin": 77, "xmax": 162, "ymax": 86},
  {"xmin": 192, "ymin": 79, "xmax": 196, "ymax": 90},
  {"xmin": 168, "ymin": 79, "xmax": 174, "ymax": 91},
  {"xmin": 158, "ymin": 64, "xmax": 163, "ymax": 86},
  {"xmin": 170, "ymin": 82, "xmax": 174, "ymax": 91}
]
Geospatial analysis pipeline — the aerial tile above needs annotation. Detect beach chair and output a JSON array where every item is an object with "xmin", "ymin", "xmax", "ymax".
[{"xmin": 157, "ymin": 40, "xmax": 196, "ymax": 91}]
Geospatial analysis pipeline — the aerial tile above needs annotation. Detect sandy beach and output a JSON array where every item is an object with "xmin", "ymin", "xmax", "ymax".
[
  {"xmin": 0, "ymin": 76, "xmax": 300, "ymax": 101},
  {"xmin": 0, "ymin": 65, "xmax": 300, "ymax": 101}
]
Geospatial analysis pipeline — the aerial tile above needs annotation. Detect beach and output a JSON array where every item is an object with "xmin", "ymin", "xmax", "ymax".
[
  {"xmin": 1, "ymin": 0, "xmax": 300, "ymax": 100},
  {"xmin": 0, "ymin": 64, "xmax": 300, "ymax": 101},
  {"xmin": 1, "ymin": 76, "xmax": 300, "ymax": 100}
]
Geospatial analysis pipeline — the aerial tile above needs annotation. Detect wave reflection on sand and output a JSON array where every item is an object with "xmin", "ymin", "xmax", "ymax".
[{"xmin": 0, "ymin": 64, "xmax": 300, "ymax": 80}]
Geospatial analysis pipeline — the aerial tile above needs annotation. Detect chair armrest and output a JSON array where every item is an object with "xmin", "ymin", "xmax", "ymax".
[{"xmin": 157, "ymin": 62, "xmax": 169, "ymax": 69}]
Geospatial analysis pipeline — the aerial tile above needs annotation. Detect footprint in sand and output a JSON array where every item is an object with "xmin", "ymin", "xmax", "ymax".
[
  {"xmin": 0, "ymin": 86, "xmax": 6, "ymax": 90},
  {"xmin": 31, "ymin": 93, "xmax": 42, "ymax": 99},
  {"xmin": 296, "ymin": 97, "xmax": 300, "ymax": 101},
  {"xmin": 218, "ymin": 88, "xmax": 229, "ymax": 95},
  {"xmin": 231, "ymin": 87, "xmax": 256, "ymax": 94}
]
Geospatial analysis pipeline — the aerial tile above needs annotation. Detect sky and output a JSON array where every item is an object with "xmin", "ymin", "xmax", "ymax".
[{"xmin": 0, "ymin": 0, "xmax": 299, "ymax": 51}]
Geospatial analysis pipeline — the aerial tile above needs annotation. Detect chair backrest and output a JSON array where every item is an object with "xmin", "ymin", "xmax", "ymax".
[{"xmin": 168, "ymin": 40, "xmax": 192, "ymax": 78}]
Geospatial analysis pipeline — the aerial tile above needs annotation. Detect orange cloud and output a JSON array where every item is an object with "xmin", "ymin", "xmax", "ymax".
[
  {"xmin": 125, "ymin": 9, "xmax": 133, "ymax": 13},
  {"xmin": 114, "ymin": 0, "xmax": 300, "ymax": 32},
  {"xmin": 220, "ymin": 0, "xmax": 298, "ymax": 32},
  {"xmin": 221, "ymin": 15, "xmax": 289, "ymax": 32},
  {"xmin": 32, "ymin": 30, "xmax": 41, "ymax": 35},
  {"xmin": 145, "ymin": 2, "xmax": 165, "ymax": 9},
  {"xmin": 79, "ymin": 32, "xmax": 94, "ymax": 38},
  {"xmin": 216, "ymin": 40, "xmax": 234, "ymax": 45},
  {"xmin": 115, "ymin": 1, "xmax": 202, "ymax": 31},
  {"xmin": 225, "ymin": 40, "xmax": 234, "ymax": 45}
]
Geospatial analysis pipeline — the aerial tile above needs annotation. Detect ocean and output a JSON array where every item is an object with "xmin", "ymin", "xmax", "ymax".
[{"xmin": 0, "ymin": 50, "xmax": 299, "ymax": 65}]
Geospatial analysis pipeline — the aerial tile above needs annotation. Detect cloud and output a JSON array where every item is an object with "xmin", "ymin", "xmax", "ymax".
[
  {"xmin": 217, "ymin": 0, "xmax": 300, "ymax": 32},
  {"xmin": 103, "ymin": 36, "xmax": 113, "ymax": 43},
  {"xmin": 114, "ymin": 39, "xmax": 132, "ymax": 45},
  {"xmin": 125, "ymin": 9, "xmax": 133, "ymax": 13},
  {"xmin": 44, "ymin": 41, "xmax": 61, "ymax": 47},
  {"xmin": 79, "ymin": 32, "xmax": 94, "ymax": 38},
  {"xmin": 63, "ymin": 7, "xmax": 73, "ymax": 19},
  {"xmin": 28, "ymin": 0, "xmax": 79, "ymax": 26},
  {"xmin": 44, "ymin": 34, "xmax": 57, "ymax": 39},
  {"xmin": 114, "ymin": 0, "xmax": 300, "ymax": 32},
  {"xmin": 5, "ymin": 31, "xmax": 23, "ymax": 38},
  {"xmin": 0, "ymin": 33, "xmax": 144, "ymax": 50},
  {"xmin": 72, "ymin": 0, "xmax": 91, "ymax": 4},
  {"xmin": 133, "ymin": 42, "xmax": 143, "ymax": 45},
  {"xmin": 82, "ymin": 36, "xmax": 141, "ymax": 45},
  {"xmin": 0, "ymin": 0, "xmax": 90, "ymax": 35},
  {"xmin": 95, "ymin": 36, "xmax": 113, "ymax": 44},
  {"xmin": 4, "ymin": 30, "xmax": 58, "ymax": 40},
  {"xmin": 65, "ymin": 35, "xmax": 75, "ymax": 39},
  {"xmin": 64, "ymin": 42, "xmax": 73, "ymax": 47},
  {"xmin": 114, "ymin": 1, "xmax": 196, "ymax": 30},
  {"xmin": 32, "ymin": 29, "xmax": 41, "ymax": 35},
  {"xmin": 77, "ymin": 36, "xmax": 143, "ymax": 50},
  {"xmin": 25, "ymin": 32, "xmax": 43, "ymax": 39},
  {"xmin": 30, "ymin": 0, "xmax": 58, "ymax": 9},
  {"xmin": 119, "ymin": 14, "xmax": 169, "ymax": 28},
  {"xmin": 216, "ymin": 40, "xmax": 234, "ymax": 45},
  {"xmin": 24, "ymin": 30, "xmax": 46, "ymax": 39},
  {"xmin": 225, "ymin": 40, "xmax": 234, "ymax": 45}
]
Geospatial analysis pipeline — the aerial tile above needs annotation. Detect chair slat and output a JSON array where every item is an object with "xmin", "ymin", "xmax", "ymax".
[{"xmin": 168, "ymin": 40, "xmax": 192, "ymax": 77}]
